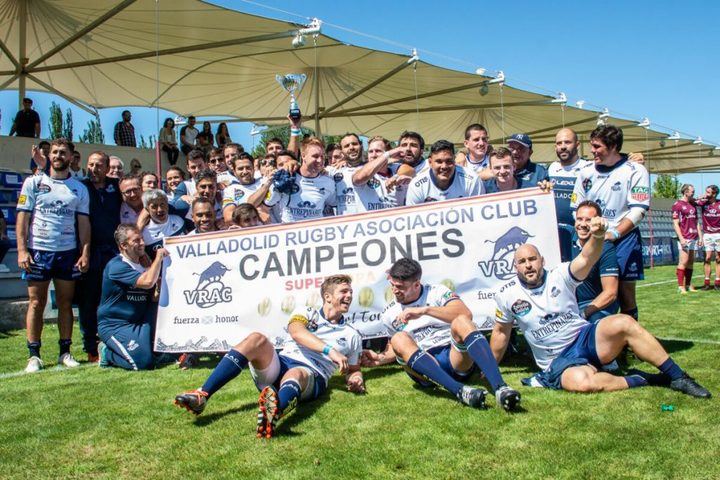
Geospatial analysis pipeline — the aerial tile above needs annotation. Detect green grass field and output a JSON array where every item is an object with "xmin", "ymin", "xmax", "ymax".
[{"xmin": 0, "ymin": 265, "xmax": 717, "ymax": 479}]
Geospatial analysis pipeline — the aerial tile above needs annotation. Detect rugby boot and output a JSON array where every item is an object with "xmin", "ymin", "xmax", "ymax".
[
  {"xmin": 495, "ymin": 385, "xmax": 521, "ymax": 411},
  {"xmin": 670, "ymin": 373, "xmax": 712, "ymax": 399},
  {"xmin": 174, "ymin": 389, "xmax": 209, "ymax": 414},
  {"xmin": 456, "ymin": 386, "xmax": 487, "ymax": 408}
]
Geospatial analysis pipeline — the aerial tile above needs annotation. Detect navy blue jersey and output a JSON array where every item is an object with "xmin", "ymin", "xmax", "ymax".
[
  {"xmin": 98, "ymin": 255, "xmax": 153, "ymax": 328},
  {"xmin": 571, "ymin": 238, "xmax": 619, "ymax": 311},
  {"xmin": 82, "ymin": 177, "xmax": 122, "ymax": 247},
  {"xmin": 514, "ymin": 160, "xmax": 549, "ymax": 187},
  {"xmin": 483, "ymin": 177, "xmax": 526, "ymax": 194}
]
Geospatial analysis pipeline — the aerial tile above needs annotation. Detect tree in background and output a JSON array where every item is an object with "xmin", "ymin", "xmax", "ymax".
[
  {"xmin": 139, "ymin": 135, "xmax": 157, "ymax": 149},
  {"xmin": 48, "ymin": 102, "xmax": 63, "ymax": 139},
  {"xmin": 653, "ymin": 174, "xmax": 681, "ymax": 199},
  {"xmin": 79, "ymin": 119, "xmax": 105, "ymax": 144},
  {"xmin": 250, "ymin": 124, "xmax": 342, "ymax": 158},
  {"xmin": 62, "ymin": 109, "xmax": 73, "ymax": 140}
]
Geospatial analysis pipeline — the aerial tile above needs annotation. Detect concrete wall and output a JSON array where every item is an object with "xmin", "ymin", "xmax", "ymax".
[{"xmin": 0, "ymin": 135, "xmax": 170, "ymax": 173}]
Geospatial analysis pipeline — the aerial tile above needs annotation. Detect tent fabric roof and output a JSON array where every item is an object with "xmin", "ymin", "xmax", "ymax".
[{"xmin": 1, "ymin": 0, "xmax": 717, "ymax": 173}]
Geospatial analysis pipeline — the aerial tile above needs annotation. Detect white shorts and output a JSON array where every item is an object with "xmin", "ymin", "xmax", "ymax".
[
  {"xmin": 249, "ymin": 349, "xmax": 316, "ymax": 400},
  {"xmin": 703, "ymin": 233, "xmax": 720, "ymax": 252},
  {"xmin": 678, "ymin": 239, "xmax": 699, "ymax": 252}
]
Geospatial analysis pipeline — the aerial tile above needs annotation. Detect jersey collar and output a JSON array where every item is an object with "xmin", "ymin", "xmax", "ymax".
[
  {"xmin": 595, "ymin": 154, "xmax": 628, "ymax": 173},
  {"xmin": 319, "ymin": 306, "xmax": 345, "ymax": 325},
  {"xmin": 429, "ymin": 168, "xmax": 456, "ymax": 191}
]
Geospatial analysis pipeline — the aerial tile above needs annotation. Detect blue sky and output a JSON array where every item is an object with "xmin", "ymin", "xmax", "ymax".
[{"xmin": 1, "ymin": 0, "xmax": 718, "ymax": 188}]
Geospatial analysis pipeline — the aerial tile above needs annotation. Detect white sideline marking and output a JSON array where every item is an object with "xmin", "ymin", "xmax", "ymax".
[
  {"xmin": 657, "ymin": 336, "xmax": 720, "ymax": 346},
  {"xmin": 638, "ymin": 275, "xmax": 705, "ymax": 288},
  {"xmin": 0, "ymin": 363, "xmax": 94, "ymax": 379}
]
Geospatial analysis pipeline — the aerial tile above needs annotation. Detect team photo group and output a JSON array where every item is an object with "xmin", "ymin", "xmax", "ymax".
[{"xmin": 16, "ymin": 115, "xmax": 712, "ymax": 438}]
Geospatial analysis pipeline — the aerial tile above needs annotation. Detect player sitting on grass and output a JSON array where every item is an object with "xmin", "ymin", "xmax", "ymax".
[
  {"xmin": 361, "ymin": 258, "xmax": 521, "ymax": 411},
  {"xmin": 175, "ymin": 274, "xmax": 366, "ymax": 438},
  {"xmin": 490, "ymin": 216, "xmax": 711, "ymax": 398}
]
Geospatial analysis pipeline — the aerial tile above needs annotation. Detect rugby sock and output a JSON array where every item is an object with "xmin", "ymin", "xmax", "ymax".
[
  {"xmin": 407, "ymin": 350, "xmax": 463, "ymax": 396},
  {"xmin": 658, "ymin": 357, "xmax": 684, "ymax": 381},
  {"xmin": 704, "ymin": 277, "xmax": 710, "ymax": 286},
  {"xmin": 200, "ymin": 349, "xmax": 249, "ymax": 397},
  {"xmin": 277, "ymin": 380, "xmax": 302, "ymax": 411},
  {"xmin": 684, "ymin": 269, "xmax": 693, "ymax": 287},
  {"xmin": 624, "ymin": 374, "xmax": 649, "ymax": 389},
  {"xmin": 464, "ymin": 331, "xmax": 505, "ymax": 392},
  {"xmin": 59, "ymin": 339, "xmax": 72, "ymax": 356},
  {"xmin": 676, "ymin": 268, "xmax": 685, "ymax": 287},
  {"xmin": 27, "ymin": 341, "xmax": 41, "ymax": 358},
  {"xmin": 627, "ymin": 369, "xmax": 671, "ymax": 386}
]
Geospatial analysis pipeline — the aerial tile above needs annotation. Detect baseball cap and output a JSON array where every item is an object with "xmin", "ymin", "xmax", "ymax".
[{"xmin": 508, "ymin": 133, "xmax": 532, "ymax": 149}]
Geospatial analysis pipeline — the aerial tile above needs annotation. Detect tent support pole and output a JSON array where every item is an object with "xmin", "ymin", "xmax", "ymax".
[
  {"xmin": 314, "ymin": 67, "xmax": 321, "ymax": 136},
  {"xmin": 17, "ymin": 0, "xmax": 27, "ymax": 109}
]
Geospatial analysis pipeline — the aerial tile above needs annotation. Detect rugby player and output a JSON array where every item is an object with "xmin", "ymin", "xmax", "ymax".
[
  {"xmin": 16, "ymin": 138, "xmax": 91, "ymax": 372},
  {"xmin": 78, "ymin": 151, "xmax": 123, "ymax": 362},
  {"xmin": 696, "ymin": 185, "xmax": 720, "ymax": 289},
  {"xmin": 394, "ymin": 131, "xmax": 427, "ymax": 174},
  {"xmin": 361, "ymin": 258, "xmax": 520, "ymax": 410},
  {"xmin": 174, "ymin": 149, "xmax": 206, "ymax": 200},
  {"xmin": 572, "ymin": 201, "xmax": 619, "ymax": 322},
  {"xmin": 140, "ymin": 189, "xmax": 187, "ymax": 258},
  {"xmin": 263, "ymin": 137, "xmax": 337, "ymax": 223},
  {"xmin": 97, "ymin": 224, "xmax": 166, "ymax": 371},
  {"xmin": 672, "ymin": 184, "xmax": 700, "ymax": 293},
  {"xmin": 549, "ymin": 128, "xmax": 593, "ymax": 261},
  {"xmin": 119, "ymin": 174, "xmax": 144, "ymax": 224},
  {"xmin": 507, "ymin": 133, "xmax": 549, "ymax": 186},
  {"xmin": 187, "ymin": 197, "xmax": 217, "ymax": 235},
  {"xmin": 455, "ymin": 123, "xmax": 494, "ymax": 180},
  {"xmin": 207, "ymin": 147, "xmax": 239, "ymax": 188},
  {"xmin": 140, "ymin": 171, "xmax": 158, "ymax": 192},
  {"xmin": 231, "ymin": 203, "xmax": 262, "ymax": 229},
  {"xmin": 174, "ymin": 274, "xmax": 365, "ymax": 438},
  {"xmin": 222, "ymin": 152, "xmax": 267, "ymax": 224},
  {"xmin": 335, "ymin": 136, "xmax": 412, "ymax": 214},
  {"xmin": 490, "ymin": 216, "xmax": 710, "ymax": 398},
  {"xmin": 405, "ymin": 140, "xmax": 483, "ymax": 205},
  {"xmin": 570, "ymin": 125, "xmax": 650, "ymax": 321}
]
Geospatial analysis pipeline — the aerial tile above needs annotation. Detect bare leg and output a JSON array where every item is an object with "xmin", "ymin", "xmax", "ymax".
[
  {"xmin": 26, "ymin": 281, "xmax": 50, "ymax": 343},
  {"xmin": 618, "ymin": 281, "xmax": 637, "ymax": 318},
  {"xmin": 233, "ymin": 332, "xmax": 277, "ymax": 370},
  {"xmin": 53, "ymin": 279, "xmax": 76, "ymax": 340},
  {"xmin": 595, "ymin": 314, "xmax": 669, "ymax": 367},
  {"xmin": 561, "ymin": 365, "xmax": 629, "ymax": 392}
]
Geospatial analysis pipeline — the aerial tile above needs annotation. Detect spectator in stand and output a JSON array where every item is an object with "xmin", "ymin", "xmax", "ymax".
[
  {"xmin": 197, "ymin": 122, "xmax": 214, "ymax": 156},
  {"xmin": 130, "ymin": 159, "xmax": 142, "ymax": 176},
  {"xmin": 507, "ymin": 133, "xmax": 549, "ymax": 186},
  {"xmin": 97, "ymin": 224, "xmax": 167, "ymax": 371},
  {"xmin": 216, "ymin": 122, "xmax": 232, "ymax": 148},
  {"xmin": 141, "ymin": 172, "xmax": 159, "ymax": 192},
  {"xmin": 30, "ymin": 141, "xmax": 51, "ymax": 174},
  {"xmin": 159, "ymin": 118, "xmax": 180, "ymax": 166},
  {"xmin": 696, "ymin": 185, "xmax": 720, "ymax": 290},
  {"xmin": 165, "ymin": 166, "xmax": 186, "ymax": 202},
  {"xmin": 108, "ymin": 156, "xmax": 124, "ymax": 179},
  {"xmin": 16, "ymin": 138, "xmax": 90, "ymax": 373},
  {"xmin": 78, "ymin": 151, "xmax": 122, "ymax": 362},
  {"xmin": 672, "ymin": 184, "xmax": 700, "ymax": 293},
  {"xmin": 180, "ymin": 116, "xmax": 199, "ymax": 156},
  {"xmin": 114, "ymin": 110, "xmax": 136, "ymax": 147},
  {"xmin": 325, "ymin": 143, "xmax": 343, "ymax": 167},
  {"xmin": 10, "ymin": 97, "xmax": 40, "ymax": 138},
  {"xmin": 119, "ymin": 174, "xmax": 144, "ymax": 224}
]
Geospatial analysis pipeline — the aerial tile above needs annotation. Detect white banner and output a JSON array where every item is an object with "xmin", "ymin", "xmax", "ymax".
[{"xmin": 155, "ymin": 189, "xmax": 560, "ymax": 352}]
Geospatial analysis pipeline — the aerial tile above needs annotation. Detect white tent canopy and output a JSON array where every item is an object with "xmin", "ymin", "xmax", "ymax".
[{"xmin": 1, "ymin": 0, "xmax": 717, "ymax": 172}]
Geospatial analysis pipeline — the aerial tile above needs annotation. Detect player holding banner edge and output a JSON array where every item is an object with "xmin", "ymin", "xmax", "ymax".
[{"xmin": 174, "ymin": 274, "xmax": 365, "ymax": 438}]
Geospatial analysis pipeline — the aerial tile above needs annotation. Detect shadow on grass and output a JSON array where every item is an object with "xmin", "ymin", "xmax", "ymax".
[
  {"xmin": 658, "ymin": 338, "xmax": 695, "ymax": 355},
  {"xmin": 192, "ymin": 401, "xmax": 257, "ymax": 426},
  {"xmin": 359, "ymin": 365, "xmax": 404, "ymax": 382},
  {"xmin": 0, "ymin": 329, "xmax": 18, "ymax": 338},
  {"xmin": 276, "ymin": 393, "xmax": 331, "ymax": 437}
]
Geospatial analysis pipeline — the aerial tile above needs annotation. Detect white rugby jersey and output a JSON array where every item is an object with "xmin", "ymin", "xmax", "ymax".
[
  {"xmin": 280, "ymin": 306, "xmax": 362, "ymax": 382},
  {"xmin": 264, "ymin": 173, "xmax": 337, "ymax": 223},
  {"xmin": 548, "ymin": 158, "xmax": 593, "ymax": 226},
  {"xmin": 334, "ymin": 167, "xmax": 407, "ymax": 215},
  {"xmin": 216, "ymin": 170, "xmax": 239, "ymax": 188},
  {"xmin": 120, "ymin": 202, "xmax": 140, "ymax": 224},
  {"xmin": 405, "ymin": 165, "xmax": 483, "ymax": 206},
  {"xmin": 464, "ymin": 154, "xmax": 490, "ymax": 174},
  {"xmin": 182, "ymin": 179, "xmax": 196, "ymax": 197},
  {"xmin": 17, "ymin": 173, "xmax": 90, "ymax": 252},
  {"xmin": 381, "ymin": 284, "xmax": 460, "ymax": 351},
  {"xmin": 494, "ymin": 263, "xmax": 589, "ymax": 370},
  {"xmin": 222, "ymin": 179, "xmax": 263, "ymax": 209},
  {"xmin": 389, "ymin": 158, "xmax": 428, "ymax": 176},
  {"xmin": 570, "ymin": 157, "xmax": 650, "ymax": 229},
  {"xmin": 142, "ymin": 214, "xmax": 185, "ymax": 252}
]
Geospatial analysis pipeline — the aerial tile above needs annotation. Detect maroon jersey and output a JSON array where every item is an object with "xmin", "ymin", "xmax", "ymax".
[
  {"xmin": 672, "ymin": 199, "xmax": 699, "ymax": 239},
  {"xmin": 698, "ymin": 199, "xmax": 720, "ymax": 234}
]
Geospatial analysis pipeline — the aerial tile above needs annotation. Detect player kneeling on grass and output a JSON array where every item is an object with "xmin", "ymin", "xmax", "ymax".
[
  {"xmin": 175, "ymin": 274, "xmax": 365, "ymax": 438},
  {"xmin": 490, "ymin": 216, "xmax": 711, "ymax": 398},
  {"xmin": 362, "ymin": 258, "xmax": 521, "ymax": 410}
]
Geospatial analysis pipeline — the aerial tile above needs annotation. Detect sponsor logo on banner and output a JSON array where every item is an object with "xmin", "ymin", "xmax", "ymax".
[
  {"xmin": 478, "ymin": 227, "xmax": 533, "ymax": 280},
  {"xmin": 183, "ymin": 261, "xmax": 233, "ymax": 308}
]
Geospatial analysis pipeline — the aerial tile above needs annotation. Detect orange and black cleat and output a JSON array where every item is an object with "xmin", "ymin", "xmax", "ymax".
[
  {"xmin": 256, "ymin": 386, "xmax": 282, "ymax": 439},
  {"xmin": 174, "ymin": 389, "xmax": 208, "ymax": 415}
]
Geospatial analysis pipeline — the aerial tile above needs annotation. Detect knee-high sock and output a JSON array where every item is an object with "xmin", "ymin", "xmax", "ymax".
[
  {"xmin": 676, "ymin": 268, "xmax": 685, "ymax": 287},
  {"xmin": 463, "ymin": 331, "xmax": 505, "ymax": 392},
  {"xmin": 684, "ymin": 269, "xmax": 693, "ymax": 287},
  {"xmin": 277, "ymin": 379, "xmax": 302, "ymax": 411},
  {"xmin": 201, "ymin": 349, "xmax": 248, "ymax": 397},
  {"xmin": 407, "ymin": 350, "xmax": 463, "ymax": 396}
]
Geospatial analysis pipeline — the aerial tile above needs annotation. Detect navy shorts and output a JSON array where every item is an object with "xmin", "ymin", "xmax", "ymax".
[
  {"xmin": 614, "ymin": 228, "xmax": 644, "ymax": 281},
  {"xmin": 405, "ymin": 344, "xmax": 474, "ymax": 388},
  {"xmin": 22, "ymin": 248, "xmax": 80, "ymax": 282},
  {"xmin": 533, "ymin": 323, "xmax": 601, "ymax": 390},
  {"xmin": 578, "ymin": 301, "xmax": 620, "ymax": 324},
  {"xmin": 275, "ymin": 355, "xmax": 327, "ymax": 401}
]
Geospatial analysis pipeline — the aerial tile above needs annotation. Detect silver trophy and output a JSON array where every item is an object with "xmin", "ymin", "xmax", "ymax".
[{"xmin": 276, "ymin": 74, "xmax": 307, "ymax": 120}]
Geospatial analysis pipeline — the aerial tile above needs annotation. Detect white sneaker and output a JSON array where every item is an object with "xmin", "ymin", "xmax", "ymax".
[
  {"xmin": 58, "ymin": 352, "xmax": 80, "ymax": 368},
  {"xmin": 25, "ymin": 356, "xmax": 44, "ymax": 373}
]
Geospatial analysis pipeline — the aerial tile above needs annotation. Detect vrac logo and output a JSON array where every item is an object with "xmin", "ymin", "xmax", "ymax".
[
  {"xmin": 478, "ymin": 227, "xmax": 533, "ymax": 280},
  {"xmin": 183, "ymin": 261, "xmax": 233, "ymax": 309}
]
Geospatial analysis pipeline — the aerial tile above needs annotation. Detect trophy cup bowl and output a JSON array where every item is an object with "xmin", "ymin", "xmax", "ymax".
[{"xmin": 276, "ymin": 74, "xmax": 307, "ymax": 120}]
